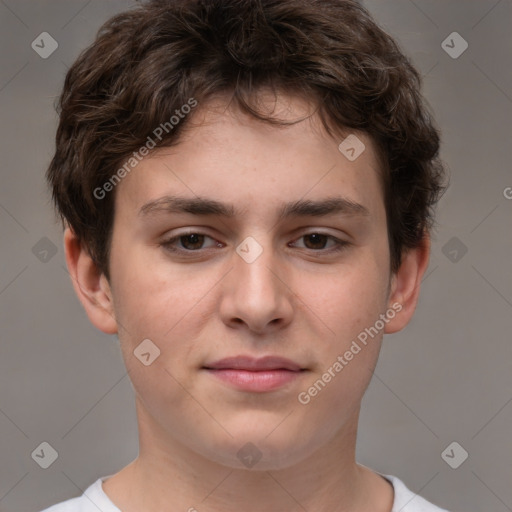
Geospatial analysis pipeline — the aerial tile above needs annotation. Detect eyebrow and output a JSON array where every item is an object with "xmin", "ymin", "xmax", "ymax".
[{"xmin": 138, "ymin": 195, "xmax": 370, "ymax": 220}]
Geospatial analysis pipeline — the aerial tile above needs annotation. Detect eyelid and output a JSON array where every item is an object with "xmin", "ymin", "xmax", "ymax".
[
  {"xmin": 160, "ymin": 229, "xmax": 350, "ymax": 255},
  {"xmin": 289, "ymin": 231, "xmax": 349, "ymax": 251},
  {"xmin": 161, "ymin": 230, "xmax": 221, "ymax": 251}
]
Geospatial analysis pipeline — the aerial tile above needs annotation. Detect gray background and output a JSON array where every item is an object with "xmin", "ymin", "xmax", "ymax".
[{"xmin": 0, "ymin": 1, "xmax": 511, "ymax": 511}]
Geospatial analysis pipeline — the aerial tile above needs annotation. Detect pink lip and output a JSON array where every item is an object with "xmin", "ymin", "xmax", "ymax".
[
  {"xmin": 204, "ymin": 355, "xmax": 303, "ymax": 371},
  {"xmin": 203, "ymin": 355, "xmax": 306, "ymax": 392}
]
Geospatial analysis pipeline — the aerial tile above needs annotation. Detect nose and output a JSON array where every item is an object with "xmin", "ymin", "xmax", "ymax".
[{"xmin": 218, "ymin": 237, "xmax": 294, "ymax": 335}]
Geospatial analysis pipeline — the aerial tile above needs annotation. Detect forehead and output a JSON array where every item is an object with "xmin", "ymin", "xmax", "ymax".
[
  {"xmin": 113, "ymin": 93, "xmax": 385, "ymax": 222},
  {"xmin": 177, "ymin": 91, "xmax": 380, "ymax": 166}
]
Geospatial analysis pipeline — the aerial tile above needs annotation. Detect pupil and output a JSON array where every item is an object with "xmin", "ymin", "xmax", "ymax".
[
  {"xmin": 183, "ymin": 234, "xmax": 203, "ymax": 249},
  {"xmin": 305, "ymin": 234, "xmax": 326, "ymax": 249}
]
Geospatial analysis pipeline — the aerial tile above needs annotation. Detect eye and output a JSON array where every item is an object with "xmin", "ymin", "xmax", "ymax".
[
  {"xmin": 161, "ymin": 232, "xmax": 221, "ymax": 253},
  {"xmin": 290, "ymin": 233, "xmax": 349, "ymax": 253},
  {"xmin": 160, "ymin": 231, "xmax": 350, "ymax": 256}
]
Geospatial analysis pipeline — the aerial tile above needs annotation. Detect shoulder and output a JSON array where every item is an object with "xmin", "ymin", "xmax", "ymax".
[
  {"xmin": 38, "ymin": 477, "xmax": 120, "ymax": 512},
  {"xmin": 384, "ymin": 474, "xmax": 450, "ymax": 512},
  {"xmin": 39, "ymin": 472, "xmax": 451, "ymax": 512}
]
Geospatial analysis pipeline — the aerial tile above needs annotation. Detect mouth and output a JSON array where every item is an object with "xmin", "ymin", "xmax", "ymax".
[{"xmin": 202, "ymin": 355, "xmax": 307, "ymax": 392}]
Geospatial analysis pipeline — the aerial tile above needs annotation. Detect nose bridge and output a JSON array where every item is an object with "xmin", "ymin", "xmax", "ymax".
[
  {"xmin": 234, "ymin": 234, "xmax": 281, "ymax": 302},
  {"xmin": 220, "ymin": 233, "xmax": 293, "ymax": 332}
]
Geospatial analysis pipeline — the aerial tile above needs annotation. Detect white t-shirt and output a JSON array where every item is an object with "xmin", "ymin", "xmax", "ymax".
[{"xmin": 40, "ymin": 473, "xmax": 449, "ymax": 511}]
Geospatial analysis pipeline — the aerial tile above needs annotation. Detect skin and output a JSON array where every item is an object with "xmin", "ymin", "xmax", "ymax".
[{"xmin": 64, "ymin": 92, "xmax": 430, "ymax": 512}]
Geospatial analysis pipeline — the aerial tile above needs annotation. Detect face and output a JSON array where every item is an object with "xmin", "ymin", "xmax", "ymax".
[{"xmin": 91, "ymin": 93, "xmax": 400, "ymax": 470}]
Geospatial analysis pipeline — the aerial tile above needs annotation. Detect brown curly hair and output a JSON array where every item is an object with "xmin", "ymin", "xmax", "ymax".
[{"xmin": 46, "ymin": 0, "xmax": 446, "ymax": 281}]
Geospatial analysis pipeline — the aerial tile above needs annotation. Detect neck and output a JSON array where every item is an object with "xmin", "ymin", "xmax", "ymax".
[{"xmin": 102, "ymin": 397, "xmax": 393, "ymax": 512}]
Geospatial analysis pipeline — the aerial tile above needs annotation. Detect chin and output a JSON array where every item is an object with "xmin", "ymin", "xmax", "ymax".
[{"xmin": 196, "ymin": 428, "xmax": 313, "ymax": 471}]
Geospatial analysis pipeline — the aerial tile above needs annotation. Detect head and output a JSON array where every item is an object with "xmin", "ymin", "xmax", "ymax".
[{"xmin": 48, "ymin": 0, "xmax": 446, "ymax": 470}]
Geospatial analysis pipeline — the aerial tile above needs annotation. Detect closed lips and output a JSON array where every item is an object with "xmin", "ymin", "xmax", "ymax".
[{"xmin": 203, "ymin": 356, "xmax": 305, "ymax": 372}]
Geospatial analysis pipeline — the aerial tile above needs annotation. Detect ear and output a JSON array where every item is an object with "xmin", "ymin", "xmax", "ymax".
[
  {"xmin": 384, "ymin": 234, "xmax": 431, "ymax": 334},
  {"xmin": 63, "ymin": 227, "xmax": 118, "ymax": 335}
]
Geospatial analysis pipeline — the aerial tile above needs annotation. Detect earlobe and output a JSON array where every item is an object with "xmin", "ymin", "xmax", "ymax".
[
  {"xmin": 384, "ymin": 234, "xmax": 431, "ymax": 335},
  {"xmin": 63, "ymin": 227, "xmax": 118, "ymax": 335}
]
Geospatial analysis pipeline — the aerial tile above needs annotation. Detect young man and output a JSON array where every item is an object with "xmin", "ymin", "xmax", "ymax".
[{"xmin": 42, "ymin": 0, "xmax": 448, "ymax": 510}]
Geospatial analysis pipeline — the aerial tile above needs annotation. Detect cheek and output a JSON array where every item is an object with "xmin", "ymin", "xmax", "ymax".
[
  {"xmin": 111, "ymin": 246, "xmax": 199, "ymax": 337},
  {"xmin": 110, "ymin": 251, "xmax": 225, "ymax": 397},
  {"xmin": 110, "ymin": 261, "xmax": 205, "ymax": 411},
  {"xmin": 295, "ymin": 269, "xmax": 388, "ymax": 428},
  {"xmin": 298, "ymin": 250, "xmax": 390, "ymax": 396},
  {"xmin": 305, "ymin": 258, "xmax": 389, "ymax": 339}
]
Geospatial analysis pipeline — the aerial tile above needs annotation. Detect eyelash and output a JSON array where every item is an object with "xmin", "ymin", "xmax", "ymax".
[{"xmin": 160, "ymin": 231, "xmax": 350, "ymax": 255}]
